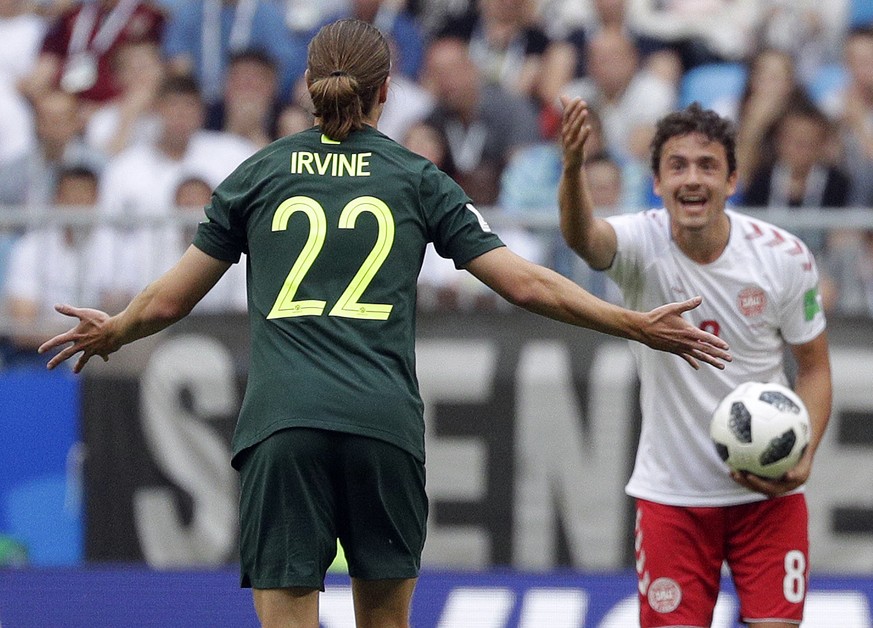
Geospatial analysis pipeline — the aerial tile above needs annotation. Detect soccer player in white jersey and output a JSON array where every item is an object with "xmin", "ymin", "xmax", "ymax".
[{"xmin": 558, "ymin": 98, "xmax": 833, "ymax": 628}]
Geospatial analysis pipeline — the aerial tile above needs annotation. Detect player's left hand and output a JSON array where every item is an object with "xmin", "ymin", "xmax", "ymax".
[
  {"xmin": 641, "ymin": 296, "xmax": 732, "ymax": 370},
  {"xmin": 38, "ymin": 304, "xmax": 118, "ymax": 373},
  {"xmin": 730, "ymin": 454, "xmax": 812, "ymax": 497}
]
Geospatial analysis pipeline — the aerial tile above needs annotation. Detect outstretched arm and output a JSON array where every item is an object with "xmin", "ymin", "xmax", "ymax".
[
  {"xmin": 39, "ymin": 246, "xmax": 232, "ymax": 373},
  {"xmin": 465, "ymin": 247, "xmax": 731, "ymax": 370},
  {"xmin": 558, "ymin": 95, "xmax": 619, "ymax": 270}
]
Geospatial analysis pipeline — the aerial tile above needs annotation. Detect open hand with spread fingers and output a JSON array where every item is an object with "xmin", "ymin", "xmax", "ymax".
[{"xmin": 38, "ymin": 304, "xmax": 119, "ymax": 373}]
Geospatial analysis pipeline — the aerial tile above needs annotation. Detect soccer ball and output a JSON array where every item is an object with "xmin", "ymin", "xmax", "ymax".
[{"xmin": 709, "ymin": 381, "xmax": 810, "ymax": 479}]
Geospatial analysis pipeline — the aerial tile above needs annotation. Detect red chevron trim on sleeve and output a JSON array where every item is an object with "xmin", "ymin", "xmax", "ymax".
[
  {"xmin": 787, "ymin": 237, "xmax": 805, "ymax": 256},
  {"xmin": 746, "ymin": 221, "xmax": 764, "ymax": 239},
  {"xmin": 765, "ymin": 228, "xmax": 785, "ymax": 247}
]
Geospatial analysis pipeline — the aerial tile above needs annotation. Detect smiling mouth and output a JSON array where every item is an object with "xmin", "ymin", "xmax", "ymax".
[{"xmin": 678, "ymin": 194, "xmax": 707, "ymax": 209}]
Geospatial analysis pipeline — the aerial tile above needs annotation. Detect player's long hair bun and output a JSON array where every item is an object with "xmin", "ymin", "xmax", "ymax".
[{"xmin": 307, "ymin": 19, "xmax": 391, "ymax": 141}]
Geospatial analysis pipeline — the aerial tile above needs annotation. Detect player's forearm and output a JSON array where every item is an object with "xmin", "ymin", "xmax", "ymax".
[
  {"xmin": 508, "ymin": 261, "xmax": 642, "ymax": 341},
  {"xmin": 110, "ymin": 277, "xmax": 194, "ymax": 347},
  {"xmin": 558, "ymin": 163, "xmax": 617, "ymax": 270},
  {"xmin": 558, "ymin": 160, "xmax": 594, "ymax": 255},
  {"xmin": 793, "ymin": 362, "xmax": 832, "ymax": 462}
]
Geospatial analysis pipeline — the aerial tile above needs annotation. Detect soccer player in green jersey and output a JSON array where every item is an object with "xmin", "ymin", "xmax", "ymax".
[{"xmin": 40, "ymin": 19, "xmax": 730, "ymax": 628}]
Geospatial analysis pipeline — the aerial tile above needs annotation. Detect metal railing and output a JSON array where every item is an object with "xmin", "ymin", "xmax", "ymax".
[{"xmin": 1, "ymin": 204, "xmax": 872, "ymax": 338}]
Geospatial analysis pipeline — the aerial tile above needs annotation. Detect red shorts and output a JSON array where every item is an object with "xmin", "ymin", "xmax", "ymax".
[{"xmin": 634, "ymin": 494, "xmax": 808, "ymax": 627}]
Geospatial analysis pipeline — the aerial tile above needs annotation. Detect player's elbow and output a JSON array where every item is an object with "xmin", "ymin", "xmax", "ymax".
[
  {"xmin": 147, "ymin": 288, "xmax": 195, "ymax": 325},
  {"xmin": 559, "ymin": 223, "xmax": 591, "ymax": 258},
  {"xmin": 498, "ymin": 268, "xmax": 548, "ymax": 309},
  {"xmin": 568, "ymin": 234, "xmax": 615, "ymax": 271}
]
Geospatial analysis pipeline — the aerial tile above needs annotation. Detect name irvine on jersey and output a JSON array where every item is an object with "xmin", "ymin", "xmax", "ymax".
[{"xmin": 289, "ymin": 151, "xmax": 373, "ymax": 177}]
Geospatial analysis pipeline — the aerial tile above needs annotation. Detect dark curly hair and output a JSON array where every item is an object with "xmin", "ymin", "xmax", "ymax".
[{"xmin": 650, "ymin": 102, "xmax": 737, "ymax": 177}]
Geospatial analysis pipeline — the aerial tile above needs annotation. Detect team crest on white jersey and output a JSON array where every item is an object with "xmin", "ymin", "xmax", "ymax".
[
  {"xmin": 648, "ymin": 577, "xmax": 682, "ymax": 613},
  {"xmin": 737, "ymin": 285, "xmax": 767, "ymax": 317}
]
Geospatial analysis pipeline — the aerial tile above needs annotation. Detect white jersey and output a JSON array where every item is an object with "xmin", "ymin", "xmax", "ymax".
[{"xmin": 606, "ymin": 208, "xmax": 826, "ymax": 506}]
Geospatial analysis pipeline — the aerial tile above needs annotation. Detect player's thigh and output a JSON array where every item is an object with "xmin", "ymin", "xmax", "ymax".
[
  {"xmin": 336, "ymin": 435, "xmax": 428, "ymax": 581},
  {"xmin": 252, "ymin": 587, "xmax": 320, "ymax": 628},
  {"xmin": 635, "ymin": 499, "xmax": 725, "ymax": 627},
  {"xmin": 238, "ymin": 427, "xmax": 341, "ymax": 590},
  {"xmin": 727, "ymin": 493, "xmax": 808, "ymax": 624},
  {"xmin": 351, "ymin": 577, "xmax": 418, "ymax": 628}
]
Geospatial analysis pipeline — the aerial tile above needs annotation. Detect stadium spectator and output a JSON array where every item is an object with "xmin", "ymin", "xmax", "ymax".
[
  {"xmin": 205, "ymin": 48, "xmax": 281, "ymax": 149},
  {"xmin": 98, "ymin": 74, "xmax": 256, "ymax": 221},
  {"xmin": 822, "ymin": 25, "xmax": 873, "ymax": 208},
  {"xmin": 434, "ymin": 0, "xmax": 560, "ymax": 113},
  {"xmin": 421, "ymin": 36, "xmax": 540, "ymax": 205},
  {"xmin": 498, "ymin": 107, "xmax": 624, "ymax": 295},
  {"xmin": 583, "ymin": 152, "xmax": 626, "ymax": 211},
  {"xmin": 741, "ymin": 99, "xmax": 851, "ymax": 259},
  {"xmin": 401, "ymin": 118, "xmax": 487, "ymax": 311},
  {"xmin": 404, "ymin": 118, "xmax": 547, "ymax": 311},
  {"xmin": 162, "ymin": 0, "xmax": 306, "ymax": 105},
  {"xmin": 0, "ymin": 79, "xmax": 34, "ymax": 298},
  {"xmin": 754, "ymin": 0, "xmax": 851, "ymax": 84},
  {"xmin": 569, "ymin": 151, "xmax": 626, "ymax": 302},
  {"xmin": 19, "ymin": 0, "xmax": 165, "ymax": 108},
  {"xmin": 741, "ymin": 100, "xmax": 850, "ymax": 221},
  {"xmin": 281, "ymin": 0, "xmax": 347, "ymax": 33},
  {"xmin": 410, "ymin": 0, "xmax": 472, "ymax": 38},
  {"xmin": 94, "ymin": 75, "xmax": 254, "ymax": 311},
  {"xmin": 0, "ymin": 0, "xmax": 46, "ymax": 84},
  {"xmin": 401, "ymin": 120, "xmax": 455, "ymax": 177},
  {"xmin": 542, "ymin": 0, "xmax": 682, "ymax": 105},
  {"xmin": 18, "ymin": 89, "xmax": 105, "ymax": 209},
  {"xmin": 373, "ymin": 72, "xmax": 435, "ymax": 143},
  {"xmin": 0, "ymin": 78, "xmax": 36, "ymax": 206},
  {"xmin": 558, "ymin": 97, "xmax": 831, "ymax": 628},
  {"xmin": 83, "ymin": 40, "xmax": 165, "ymax": 157},
  {"xmin": 625, "ymin": 0, "xmax": 760, "ymax": 73},
  {"xmin": 730, "ymin": 48, "xmax": 810, "ymax": 191},
  {"xmin": 821, "ymin": 228, "xmax": 873, "ymax": 316},
  {"xmin": 562, "ymin": 28, "xmax": 677, "ymax": 208},
  {"xmin": 38, "ymin": 19, "xmax": 730, "ymax": 628},
  {"xmin": 2, "ymin": 165, "xmax": 102, "ymax": 359},
  {"xmin": 499, "ymin": 104, "xmax": 608, "ymax": 213},
  {"xmin": 95, "ymin": 174, "xmax": 247, "ymax": 313}
]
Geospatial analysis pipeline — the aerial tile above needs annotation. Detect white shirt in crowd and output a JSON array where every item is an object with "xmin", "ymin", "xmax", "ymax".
[
  {"xmin": 90, "ymin": 217, "xmax": 248, "ymax": 314},
  {"xmin": 3, "ymin": 227, "xmax": 103, "ymax": 313},
  {"xmin": 0, "ymin": 10, "xmax": 45, "ymax": 82},
  {"xmin": 98, "ymin": 130, "xmax": 256, "ymax": 218}
]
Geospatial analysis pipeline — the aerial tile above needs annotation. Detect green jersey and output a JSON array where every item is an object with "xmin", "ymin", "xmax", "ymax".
[{"xmin": 194, "ymin": 125, "xmax": 504, "ymax": 464}]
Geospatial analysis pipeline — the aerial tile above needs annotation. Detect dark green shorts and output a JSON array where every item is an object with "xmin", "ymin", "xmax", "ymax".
[{"xmin": 237, "ymin": 427, "xmax": 428, "ymax": 590}]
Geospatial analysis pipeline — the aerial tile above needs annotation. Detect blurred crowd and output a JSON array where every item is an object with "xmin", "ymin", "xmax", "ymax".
[{"xmin": 2, "ymin": 0, "xmax": 873, "ymax": 366}]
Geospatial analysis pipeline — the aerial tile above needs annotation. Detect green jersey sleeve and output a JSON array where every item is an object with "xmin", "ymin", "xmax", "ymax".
[
  {"xmin": 419, "ymin": 161, "xmax": 504, "ymax": 268},
  {"xmin": 192, "ymin": 169, "xmax": 252, "ymax": 263}
]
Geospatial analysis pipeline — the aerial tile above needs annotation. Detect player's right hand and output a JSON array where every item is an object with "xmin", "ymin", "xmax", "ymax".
[
  {"xmin": 38, "ymin": 304, "xmax": 117, "ymax": 373},
  {"xmin": 559, "ymin": 95, "xmax": 591, "ymax": 170}
]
